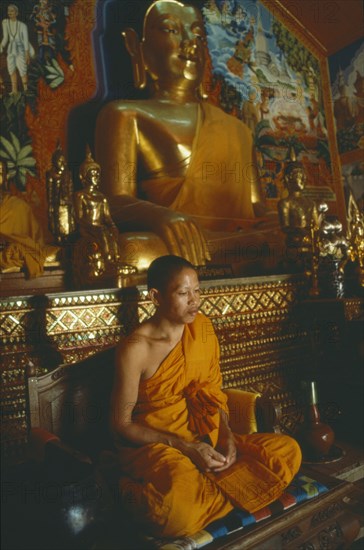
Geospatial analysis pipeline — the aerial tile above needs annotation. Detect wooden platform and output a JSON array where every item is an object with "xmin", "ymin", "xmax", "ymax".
[
  {"xmin": 205, "ymin": 478, "xmax": 360, "ymax": 549},
  {"xmin": 0, "ymin": 268, "xmax": 68, "ymax": 297},
  {"xmin": 304, "ymin": 441, "xmax": 364, "ymax": 547}
]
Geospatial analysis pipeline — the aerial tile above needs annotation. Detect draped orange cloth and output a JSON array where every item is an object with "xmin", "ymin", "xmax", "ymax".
[
  {"xmin": 141, "ymin": 102, "xmax": 258, "ymax": 232},
  {"xmin": 117, "ymin": 313, "xmax": 301, "ymax": 537},
  {"xmin": 0, "ymin": 194, "xmax": 59, "ymax": 277}
]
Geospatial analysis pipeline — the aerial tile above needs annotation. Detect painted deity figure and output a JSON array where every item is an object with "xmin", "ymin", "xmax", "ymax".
[
  {"xmin": 241, "ymin": 88, "xmax": 260, "ymax": 132},
  {"xmin": 74, "ymin": 148, "xmax": 121, "ymax": 265},
  {"xmin": 30, "ymin": 0, "xmax": 57, "ymax": 63},
  {"xmin": 46, "ymin": 143, "xmax": 76, "ymax": 244},
  {"xmin": 334, "ymin": 83, "xmax": 355, "ymax": 131},
  {"xmin": 0, "ymin": 3, "xmax": 31, "ymax": 94},
  {"xmin": 95, "ymin": 0, "xmax": 280, "ymax": 272},
  {"xmin": 353, "ymin": 70, "xmax": 364, "ymax": 124}
]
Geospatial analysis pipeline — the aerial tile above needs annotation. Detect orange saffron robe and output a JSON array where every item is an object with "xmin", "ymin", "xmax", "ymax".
[
  {"xmin": 141, "ymin": 102, "xmax": 257, "ymax": 233},
  {"xmin": 0, "ymin": 194, "xmax": 59, "ymax": 277},
  {"xmin": 117, "ymin": 313, "xmax": 301, "ymax": 537}
]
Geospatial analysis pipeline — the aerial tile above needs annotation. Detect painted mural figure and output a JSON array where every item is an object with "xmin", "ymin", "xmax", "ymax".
[
  {"xmin": 0, "ymin": 4, "xmax": 31, "ymax": 94},
  {"xmin": 226, "ymin": 20, "xmax": 255, "ymax": 78},
  {"xmin": 30, "ymin": 0, "xmax": 57, "ymax": 64},
  {"xmin": 241, "ymin": 88, "xmax": 260, "ymax": 132},
  {"xmin": 334, "ymin": 82, "xmax": 355, "ymax": 131},
  {"xmin": 353, "ymin": 70, "xmax": 364, "ymax": 124},
  {"xmin": 46, "ymin": 143, "xmax": 76, "ymax": 244},
  {"xmin": 259, "ymin": 88, "xmax": 271, "ymax": 120}
]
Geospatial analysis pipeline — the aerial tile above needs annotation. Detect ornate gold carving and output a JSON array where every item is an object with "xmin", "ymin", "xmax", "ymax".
[{"xmin": 343, "ymin": 298, "xmax": 364, "ymax": 321}]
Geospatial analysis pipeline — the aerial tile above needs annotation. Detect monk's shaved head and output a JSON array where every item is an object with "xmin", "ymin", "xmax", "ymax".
[{"xmin": 147, "ymin": 255, "xmax": 196, "ymax": 291}]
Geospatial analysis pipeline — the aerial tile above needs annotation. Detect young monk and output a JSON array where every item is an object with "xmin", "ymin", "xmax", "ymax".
[{"xmin": 110, "ymin": 255, "xmax": 302, "ymax": 537}]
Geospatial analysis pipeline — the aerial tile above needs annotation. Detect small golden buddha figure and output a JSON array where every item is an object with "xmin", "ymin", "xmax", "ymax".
[
  {"xmin": 75, "ymin": 147, "xmax": 121, "ymax": 264},
  {"xmin": 46, "ymin": 143, "xmax": 76, "ymax": 244},
  {"xmin": 95, "ymin": 0, "xmax": 281, "ymax": 272},
  {"xmin": 73, "ymin": 148, "xmax": 137, "ymax": 287},
  {"xmin": 278, "ymin": 156, "xmax": 318, "ymax": 255}
]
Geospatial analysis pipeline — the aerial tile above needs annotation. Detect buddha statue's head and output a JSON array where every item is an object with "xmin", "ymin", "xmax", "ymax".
[
  {"xmin": 51, "ymin": 142, "xmax": 66, "ymax": 173},
  {"xmin": 283, "ymin": 162, "xmax": 307, "ymax": 192},
  {"xmin": 283, "ymin": 146, "xmax": 307, "ymax": 193},
  {"xmin": 79, "ymin": 147, "xmax": 101, "ymax": 188},
  {"xmin": 123, "ymin": 0, "xmax": 206, "ymax": 95}
]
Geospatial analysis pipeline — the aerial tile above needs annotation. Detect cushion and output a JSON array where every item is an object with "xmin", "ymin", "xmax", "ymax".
[{"xmin": 149, "ymin": 473, "xmax": 328, "ymax": 549}]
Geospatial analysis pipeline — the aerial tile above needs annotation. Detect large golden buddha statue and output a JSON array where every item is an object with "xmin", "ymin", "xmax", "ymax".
[{"xmin": 95, "ymin": 0, "xmax": 281, "ymax": 272}]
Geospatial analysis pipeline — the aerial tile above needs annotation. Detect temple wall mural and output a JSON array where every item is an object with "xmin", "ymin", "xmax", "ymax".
[
  {"xmin": 328, "ymin": 36, "xmax": 364, "ymax": 210},
  {"xmin": 0, "ymin": 0, "xmax": 348, "ymax": 248},
  {"xmin": 201, "ymin": 0, "xmax": 336, "ymax": 209},
  {"xmin": 0, "ymin": 0, "xmax": 97, "ymax": 238}
]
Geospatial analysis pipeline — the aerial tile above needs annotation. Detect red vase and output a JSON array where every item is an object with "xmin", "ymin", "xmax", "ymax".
[{"xmin": 298, "ymin": 381, "xmax": 335, "ymax": 461}]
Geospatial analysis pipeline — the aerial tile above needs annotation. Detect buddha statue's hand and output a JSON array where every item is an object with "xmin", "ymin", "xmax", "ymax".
[
  {"xmin": 108, "ymin": 196, "xmax": 211, "ymax": 265},
  {"xmin": 151, "ymin": 207, "xmax": 211, "ymax": 266}
]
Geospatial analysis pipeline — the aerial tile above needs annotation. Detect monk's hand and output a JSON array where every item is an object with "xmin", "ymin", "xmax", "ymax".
[
  {"xmin": 213, "ymin": 434, "xmax": 237, "ymax": 472},
  {"xmin": 149, "ymin": 206, "xmax": 211, "ymax": 266},
  {"xmin": 182, "ymin": 441, "xmax": 227, "ymax": 472}
]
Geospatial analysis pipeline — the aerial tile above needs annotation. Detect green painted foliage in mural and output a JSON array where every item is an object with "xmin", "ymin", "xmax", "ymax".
[
  {"xmin": 44, "ymin": 58, "xmax": 65, "ymax": 89},
  {"xmin": 272, "ymin": 20, "xmax": 319, "ymax": 87},
  {"xmin": 0, "ymin": 132, "xmax": 37, "ymax": 189}
]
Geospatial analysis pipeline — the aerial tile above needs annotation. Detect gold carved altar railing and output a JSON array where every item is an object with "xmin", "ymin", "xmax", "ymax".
[{"xmin": 1, "ymin": 274, "xmax": 310, "ymax": 463}]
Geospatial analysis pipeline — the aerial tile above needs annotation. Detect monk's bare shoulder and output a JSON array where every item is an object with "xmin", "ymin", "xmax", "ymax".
[{"xmin": 115, "ymin": 321, "xmax": 154, "ymax": 374}]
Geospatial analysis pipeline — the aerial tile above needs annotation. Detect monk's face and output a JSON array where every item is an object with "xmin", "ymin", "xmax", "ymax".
[
  {"xmin": 142, "ymin": 1, "xmax": 206, "ymax": 87},
  {"xmin": 157, "ymin": 267, "xmax": 201, "ymax": 324}
]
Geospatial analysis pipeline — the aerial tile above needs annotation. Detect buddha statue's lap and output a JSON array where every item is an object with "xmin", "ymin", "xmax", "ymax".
[{"xmin": 95, "ymin": 0, "xmax": 283, "ymax": 272}]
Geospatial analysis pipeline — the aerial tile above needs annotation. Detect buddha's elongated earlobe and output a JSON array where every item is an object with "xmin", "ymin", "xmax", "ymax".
[{"xmin": 122, "ymin": 28, "xmax": 147, "ymax": 90}]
